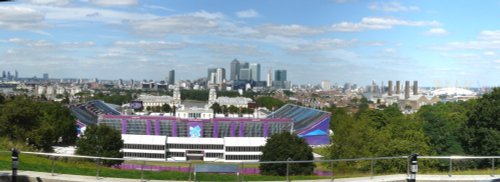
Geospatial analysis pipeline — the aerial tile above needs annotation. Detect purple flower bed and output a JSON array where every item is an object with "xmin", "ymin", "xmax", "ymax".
[{"xmin": 117, "ymin": 163, "xmax": 332, "ymax": 176}]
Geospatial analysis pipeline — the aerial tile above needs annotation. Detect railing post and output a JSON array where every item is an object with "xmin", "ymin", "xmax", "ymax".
[
  {"xmin": 140, "ymin": 160, "xmax": 145, "ymax": 182},
  {"xmin": 492, "ymin": 158, "xmax": 495, "ymax": 177},
  {"xmin": 239, "ymin": 162, "xmax": 244, "ymax": 182},
  {"xmin": 188, "ymin": 161, "xmax": 192, "ymax": 182},
  {"xmin": 96, "ymin": 158, "xmax": 100, "ymax": 180},
  {"xmin": 286, "ymin": 158, "xmax": 291, "ymax": 182},
  {"xmin": 51, "ymin": 156, "xmax": 55, "ymax": 176},
  {"xmin": 370, "ymin": 159, "xmax": 374, "ymax": 179},
  {"xmin": 407, "ymin": 154, "xmax": 418, "ymax": 182},
  {"xmin": 448, "ymin": 158, "xmax": 452, "ymax": 177},
  {"xmin": 11, "ymin": 148, "xmax": 19, "ymax": 182},
  {"xmin": 407, "ymin": 156, "xmax": 410, "ymax": 177},
  {"xmin": 330, "ymin": 161, "xmax": 334, "ymax": 182}
]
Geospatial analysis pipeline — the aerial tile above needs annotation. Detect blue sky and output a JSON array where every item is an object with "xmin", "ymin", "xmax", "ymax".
[{"xmin": 1, "ymin": 0, "xmax": 500, "ymax": 87}]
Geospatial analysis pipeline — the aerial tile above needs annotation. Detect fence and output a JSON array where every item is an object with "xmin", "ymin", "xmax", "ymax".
[{"xmin": 2, "ymin": 151, "xmax": 500, "ymax": 181}]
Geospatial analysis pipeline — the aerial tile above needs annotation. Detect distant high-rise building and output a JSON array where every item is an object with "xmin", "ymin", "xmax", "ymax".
[
  {"xmin": 274, "ymin": 70, "xmax": 287, "ymax": 81},
  {"xmin": 230, "ymin": 59, "xmax": 240, "ymax": 81},
  {"xmin": 388, "ymin": 80, "xmax": 393, "ymax": 96},
  {"xmin": 208, "ymin": 68, "xmax": 225, "ymax": 84},
  {"xmin": 168, "ymin": 69, "xmax": 175, "ymax": 85},
  {"xmin": 266, "ymin": 69, "xmax": 272, "ymax": 87},
  {"xmin": 371, "ymin": 80, "xmax": 376, "ymax": 93},
  {"xmin": 7, "ymin": 71, "xmax": 11, "ymax": 79},
  {"xmin": 239, "ymin": 68, "xmax": 251, "ymax": 81},
  {"xmin": 249, "ymin": 63, "xmax": 261, "ymax": 81},
  {"xmin": 43, "ymin": 73, "xmax": 49, "ymax": 80},
  {"xmin": 241, "ymin": 62, "xmax": 249, "ymax": 69},
  {"xmin": 396, "ymin": 81, "xmax": 401, "ymax": 95},
  {"xmin": 413, "ymin": 80, "xmax": 418, "ymax": 95},
  {"xmin": 273, "ymin": 69, "xmax": 288, "ymax": 89},
  {"xmin": 1, "ymin": 71, "xmax": 5, "ymax": 78},
  {"xmin": 216, "ymin": 68, "xmax": 225, "ymax": 84},
  {"xmin": 343, "ymin": 83, "xmax": 351, "ymax": 93},
  {"xmin": 405, "ymin": 81, "xmax": 410, "ymax": 99},
  {"xmin": 207, "ymin": 68, "xmax": 217, "ymax": 80},
  {"xmin": 15, "ymin": 70, "xmax": 18, "ymax": 80},
  {"xmin": 321, "ymin": 80, "xmax": 331, "ymax": 91}
]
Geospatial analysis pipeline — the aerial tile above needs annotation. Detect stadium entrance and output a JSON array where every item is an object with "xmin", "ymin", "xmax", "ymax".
[{"xmin": 186, "ymin": 150, "xmax": 204, "ymax": 161}]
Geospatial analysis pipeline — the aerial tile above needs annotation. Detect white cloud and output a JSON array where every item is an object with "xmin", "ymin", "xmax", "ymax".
[
  {"xmin": 383, "ymin": 48, "xmax": 396, "ymax": 53},
  {"xmin": 25, "ymin": 0, "xmax": 70, "ymax": 6},
  {"xmin": 34, "ymin": 5, "xmax": 157, "ymax": 24},
  {"xmin": 89, "ymin": 0, "xmax": 138, "ymax": 6},
  {"xmin": 424, "ymin": 28, "xmax": 448, "ymax": 36},
  {"xmin": 142, "ymin": 4, "xmax": 174, "ymax": 12},
  {"xmin": 431, "ymin": 30, "xmax": 500, "ymax": 51},
  {"xmin": 115, "ymin": 40, "xmax": 186, "ymax": 50},
  {"xmin": 368, "ymin": 2, "xmax": 419, "ymax": 12},
  {"xmin": 287, "ymin": 38, "xmax": 357, "ymax": 52},
  {"xmin": 254, "ymin": 24, "xmax": 324, "ymax": 37},
  {"xmin": 483, "ymin": 51, "xmax": 496, "ymax": 56},
  {"xmin": 331, "ymin": 17, "xmax": 440, "ymax": 32},
  {"xmin": 204, "ymin": 43, "xmax": 269, "ymax": 57},
  {"xmin": 5, "ymin": 38, "xmax": 95, "ymax": 48},
  {"xmin": 334, "ymin": 0, "xmax": 356, "ymax": 3},
  {"xmin": 130, "ymin": 10, "xmax": 224, "ymax": 36},
  {"xmin": 0, "ymin": 6, "xmax": 46, "ymax": 30},
  {"xmin": 236, "ymin": 9, "xmax": 259, "ymax": 18},
  {"xmin": 478, "ymin": 30, "xmax": 500, "ymax": 40},
  {"xmin": 441, "ymin": 52, "xmax": 481, "ymax": 60}
]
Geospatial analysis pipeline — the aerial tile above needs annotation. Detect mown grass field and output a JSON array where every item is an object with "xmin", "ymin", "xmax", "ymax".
[{"xmin": 0, "ymin": 151, "xmax": 329, "ymax": 181}]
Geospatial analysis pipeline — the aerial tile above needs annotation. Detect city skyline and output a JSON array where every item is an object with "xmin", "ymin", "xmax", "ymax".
[{"xmin": 0, "ymin": 1, "xmax": 500, "ymax": 87}]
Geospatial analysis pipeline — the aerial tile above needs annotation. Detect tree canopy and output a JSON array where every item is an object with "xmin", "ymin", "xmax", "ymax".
[
  {"xmin": 0, "ymin": 96, "xmax": 77, "ymax": 152},
  {"xmin": 462, "ymin": 88, "xmax": 500, "ymax": 156},
  {"xmin": 255, "ymin": 96, "xmax": 285, "ymax": 111},
  {"xmin": 76, "ymin": 124, "xmax": 124, "ymax": 166},
  {"xmin": 259, "ymin": 132, "xmax": 315, "ymax": 176}
]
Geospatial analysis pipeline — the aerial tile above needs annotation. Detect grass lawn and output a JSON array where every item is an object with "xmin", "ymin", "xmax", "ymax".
[{"xmin": 0, "ymin": 152, "xmax": 328, "ymax": 181}]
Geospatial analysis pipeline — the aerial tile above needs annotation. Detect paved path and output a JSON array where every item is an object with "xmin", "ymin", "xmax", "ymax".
[{"xmin": 2, "ymin": 171, "xmax": 500, "ymax": 181}]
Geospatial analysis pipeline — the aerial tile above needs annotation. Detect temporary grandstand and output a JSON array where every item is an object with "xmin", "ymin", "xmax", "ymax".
[
  {"xmin": 97, "ymin": 104, "xmax": 330, "ymax": 162},
  {"xmin": 268, "ymin": 104, "xmax": 331, "ymax": 145},
  {"xmin": 70, "ymin": 100, "xmax": 121, "ymax": 125}
]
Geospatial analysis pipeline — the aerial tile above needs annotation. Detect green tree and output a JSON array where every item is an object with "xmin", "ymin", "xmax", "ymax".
[
  {"xmin": 76, "ymin": 124, "xmax": 124, "ymax": 166},
  {"xmin": 259, "ymin": 132, "xmax": 315, "ymax": 176},
  {"xmin": 210, "ymin": 103, "xmax": 222, "ymax": 114},
  {"xmin": 161, "ymin": 103, "xmax": 171, "ymax": 113},
  {"xmin": 228, "ymin": 105, "xmax": 238, "ymax": 114},
  {"xmin": 462, "ymin": 88, "xmax": 500, "ymax": 156},
  {"xmin": 417, "ymin": 102, "xmax": 470, "ymax": 155},
  {"xmin": 0, "ymin": 96, "xmax": 76, "ymax": 152},
  {"xmin": 255, "ymin": 96, "xmax": 285, "ymax": 111}
]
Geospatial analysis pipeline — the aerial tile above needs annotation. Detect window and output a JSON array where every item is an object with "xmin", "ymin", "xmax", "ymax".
[
  {"xmin": 167, "ymin": 144, "xmax": 224, "ymax": 150},
  {"xmin": 127, "ymin": 119, "xmax": 147, "ymax": 135},
  {"xmin": 203, "ymin": 122, "xmax": 213, "ymax": 138},
  {"xmin": 225, "ymin": 155, "xmax": 261, "ymax": 160},
  {"xmin": 167, "ymin": 152, "xmax": 184, "ymax": 157},
  {"xmin": 124, "ymin": 152, "xmax": 165, "ymax": 159},
  {"xmin": 123, "ymin": 144, "xmax": 165, "ymax": 150},
  {"xmin": 205, "ymin": 153, "xmax": 223, "ymax": 158},
  {"xmin": 160, "ymin": 120, "xmax": 172, "ymax": 136},
  {"xmin": 218, "ymin": 122, "xmax": 231, "ymax": 137},
  {"xmin": 99, "ymin": 119, "xmax": 121, "ymax": 131},
  {"xmin": 225, "ymin": 146, "xmax": 262, "ymax": 152}
]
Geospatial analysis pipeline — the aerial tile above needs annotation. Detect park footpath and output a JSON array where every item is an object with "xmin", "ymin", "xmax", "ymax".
[{"xmin": 2, "ymin": 171, "xmax": 500, "ymax": 182}]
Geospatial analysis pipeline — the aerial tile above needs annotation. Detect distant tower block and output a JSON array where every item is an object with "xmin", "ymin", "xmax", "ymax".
[
  {"xmin": 388, "ymin": 80, "xmax": 393, "ymax": 96},
  {"xmin": 405, "ymin": 81, "xmax": 410, "ymax": 99},
  {"xmin": 396, "ymin": 81, "xmax": 401, "ymax": 95},
  {"xmin": 413, "ymin": 80, "xmax": 418, "ymax": 95}
]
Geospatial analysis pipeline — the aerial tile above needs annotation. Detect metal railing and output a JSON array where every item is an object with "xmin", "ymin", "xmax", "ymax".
[{"xmin": 2, "ymin": 151, "xmax": 500, "ymax": 181}]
